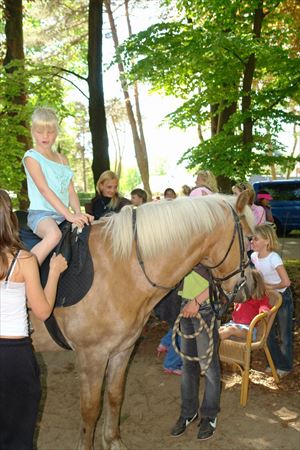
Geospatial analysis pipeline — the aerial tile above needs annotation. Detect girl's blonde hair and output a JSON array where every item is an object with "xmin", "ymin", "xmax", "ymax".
[
  {"xmin": 96, "ymin": 170, "xmax": 120, "ymax": 210},
  {"xmin": 196, "ymin": 170, "xmax": 218, "ymax": 193},
  {"xmin": 254, "ymin": 224, "xmax": 279, "ymax": 251},
  {"xmin": 31, "ymin": 107, "xmax": 59, "ymax": 131},
  {"xmin": 251, "ymin": 269, "xmax": 267, "ymax": 299}
]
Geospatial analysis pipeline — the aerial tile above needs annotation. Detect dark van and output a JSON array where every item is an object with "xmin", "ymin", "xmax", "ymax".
[{"xmin": 253, "ymin": 179, "xmax": 300, "ymax": 236}]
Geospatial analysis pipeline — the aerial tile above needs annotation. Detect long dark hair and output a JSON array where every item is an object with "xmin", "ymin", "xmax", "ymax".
[{"xmin": 0, "ymin": 190, "xmax": 24, "ymax": 279}]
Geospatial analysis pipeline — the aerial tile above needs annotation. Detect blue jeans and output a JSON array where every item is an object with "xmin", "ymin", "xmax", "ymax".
[
  {"xmin": 160, "ymin": 329, "xmax": 182, "ymax": 370},
  {"xmin": 268, "ymin": 287, "xmax": 294, "ymax": 371},
  {"xmin": 179, "ymin": 307, "xmax": 220, "ymax": 419}
]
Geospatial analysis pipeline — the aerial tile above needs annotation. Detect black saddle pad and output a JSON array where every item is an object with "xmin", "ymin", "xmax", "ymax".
[{"xmin": 18, "ymin": 214, "xmax": 94, "ymax": 307}]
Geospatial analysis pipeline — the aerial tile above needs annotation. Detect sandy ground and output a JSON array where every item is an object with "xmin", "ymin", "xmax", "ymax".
[{"xmin": 34, "ymin": 317, "xmax": 300, "ymax": 450}]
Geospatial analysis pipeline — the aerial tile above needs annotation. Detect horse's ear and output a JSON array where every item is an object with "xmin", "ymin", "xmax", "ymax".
[{"xmin": 236, "ymin": 190, "xmax": 250, "ymax": 214}]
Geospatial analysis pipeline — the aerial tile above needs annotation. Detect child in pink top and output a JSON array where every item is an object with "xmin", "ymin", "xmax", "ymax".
[{"xmin": 189, "ymin": 170, "xmax": 218, "ymax": 197}]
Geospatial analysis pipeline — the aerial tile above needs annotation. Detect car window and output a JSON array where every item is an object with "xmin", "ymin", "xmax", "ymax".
[{"xmin": 254, "ymin": 183, "xmax": 300, "ymax": 201}]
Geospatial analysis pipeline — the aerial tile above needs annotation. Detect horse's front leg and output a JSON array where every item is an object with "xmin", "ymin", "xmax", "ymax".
[
  {"xmin": 102, "ymin": 346, "xmax": 135, "ymax": 450},
  {"xmin": 76, "ymin": 348, "xmax": 108, "ymax": 450}
]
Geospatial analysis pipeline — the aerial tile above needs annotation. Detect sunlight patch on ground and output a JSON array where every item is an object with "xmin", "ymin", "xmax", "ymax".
[
  {"xmin": 221, "ymin": 369, "xmax": 279, "ymax": 391},
  {"xmin": 273, "ymin": 407, "xmax": 300, "ymax": 431}
]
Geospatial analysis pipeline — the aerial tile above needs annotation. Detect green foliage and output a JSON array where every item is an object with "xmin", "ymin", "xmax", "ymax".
[
  {"xmin": 120, "ymin": 0, "xmax": 300, "ymax": 179},
  {"xmin": 24, "ymin": 0, "xmax": 89, "ymax": 77},
  {"xmin": 77, "ymin": 191, "xmax": 94, "ymax": 206},
  {"xmin": 0, "ymin": 59, "xmax": 67, "ymax": 200},
  {"xmin": 119, "ymin": 167, "xmax": 142, "ymax": 195}
]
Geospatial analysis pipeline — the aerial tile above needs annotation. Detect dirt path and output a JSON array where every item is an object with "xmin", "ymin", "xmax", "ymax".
[{"xmin": 35, "ymin": 320, "xmax": 300, "ymax": 450}]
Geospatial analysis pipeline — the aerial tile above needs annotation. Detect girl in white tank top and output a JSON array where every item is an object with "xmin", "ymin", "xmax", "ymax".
[{"xmin": 0, "ymin": 189, "xmax": 67, "ymax": 450}]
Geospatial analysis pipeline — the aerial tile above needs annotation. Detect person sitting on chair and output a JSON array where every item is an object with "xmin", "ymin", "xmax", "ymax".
[{"xmin": 219, "ymin": 270, "xmax": 271, "ymax": 342}]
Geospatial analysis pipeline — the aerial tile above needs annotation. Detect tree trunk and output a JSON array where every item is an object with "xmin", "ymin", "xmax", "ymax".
[
  {"xmin": 286, "ymin": 123, "xmax": 298, "ymax": 179},
  {"xmin": 125, "ymin": 0, "xmax": 151, "ymax": 196},
  {"xmin": 4, "ymin": 0, "xmax": 30, "ymax": 209},
  {"xmin": 242, "ymin": 5, "xmax": 264, "ymax": 146},
  {"xmin": 88, "ymin": 0, "xmax": 109, "ymax": 188},
  {"xmin": 211, "ymin": 103, "xmax": 237, "ymax": 193},
  {"xmin": 104, "ymin": 0, "xmax": 152, "ymax": 196}
]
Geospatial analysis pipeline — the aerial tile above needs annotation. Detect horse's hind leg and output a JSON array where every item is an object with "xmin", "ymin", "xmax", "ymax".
[
  {"xmin": 102, "ymin": 346, "xmax": 135, "ymax": 450},
  {"xmin": 76, "ymin": 349, "xmax": 108, "ymax": 450}
]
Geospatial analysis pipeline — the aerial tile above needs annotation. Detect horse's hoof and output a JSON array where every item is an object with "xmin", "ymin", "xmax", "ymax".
[{"xmin": 102, "ymin": 439, "xmax": 128, "ymax": 450}]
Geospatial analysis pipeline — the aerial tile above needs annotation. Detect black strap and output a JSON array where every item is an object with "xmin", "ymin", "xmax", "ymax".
[
  {"xmin": 132, "ymin": 208, "xmax": 177, "ymax": 291},
  {"xmin": 44, "ymin": 314, "xmax": 73, "ymax": 351},
  {"xmin": 5, "ymin": 250, "xmax": 20, "ymax": 282}
]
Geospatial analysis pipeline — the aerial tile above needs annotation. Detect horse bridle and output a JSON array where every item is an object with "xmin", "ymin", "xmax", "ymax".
[
  {"xmin": 132, "ymin": 208, "xmax": 176, "ymax": 290},
  {"xmin": 132, "ymin": 205, "xmax": 250, "ymax": 316},
  {"xmin": 201, "ymin": 205, "xmax": 250, "ymax": 318}
]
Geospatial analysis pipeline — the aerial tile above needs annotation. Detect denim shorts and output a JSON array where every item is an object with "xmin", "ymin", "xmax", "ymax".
[
  {"xmin": 28, "ymin": 210, "xmax": 65, "ymax": 234},
  {"xmin": 223, "ymin": 320, "xmax": 257, "ymax": 341}
]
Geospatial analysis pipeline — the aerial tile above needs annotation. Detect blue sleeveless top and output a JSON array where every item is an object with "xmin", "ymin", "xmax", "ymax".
[{"xmin": 23, "ymin": 149, "xmax": 73, "ymax": 211}]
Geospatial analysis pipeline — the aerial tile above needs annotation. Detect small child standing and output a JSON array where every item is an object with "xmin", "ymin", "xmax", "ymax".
[
  {"xmin": 23, "ymin": 107, "xmax": 93, "ymax": 264},
  {"xmin": 157, "ymin": 328, "xmax": 182, "ymax": 375},
  {"xmin": 219, "ymin": 270, "xmax": 271, "ymax": 341},
  {"xmin": 251, "ymin": 224, "xmax": 293, "ymax": 377}
]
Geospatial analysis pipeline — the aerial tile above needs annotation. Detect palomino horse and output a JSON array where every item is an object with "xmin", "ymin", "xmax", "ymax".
[{"xmin": 30, "ymin": 191, "xmax": 258, "ymax": 450}]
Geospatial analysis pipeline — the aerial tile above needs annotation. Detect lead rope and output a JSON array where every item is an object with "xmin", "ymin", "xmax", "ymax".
[{"xmin": 171, "ymin": 311, "xmax": 215, "ymax": 375}]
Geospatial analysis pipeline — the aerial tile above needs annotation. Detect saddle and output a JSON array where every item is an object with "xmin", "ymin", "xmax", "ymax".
[{"xmin": 17, "ymin": 211, "xmax": 94, "ymax": 349}]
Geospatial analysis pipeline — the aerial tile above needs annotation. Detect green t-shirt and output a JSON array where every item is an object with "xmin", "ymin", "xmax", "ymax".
[{"xmin": 179, "ymin": 270, "xmax": 209, "ymax": 300}]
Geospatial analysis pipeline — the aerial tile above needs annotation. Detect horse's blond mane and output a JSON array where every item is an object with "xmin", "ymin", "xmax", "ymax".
[{"xmin": 102, "ymin": 195, "xmax": 253, "ymax": 260}]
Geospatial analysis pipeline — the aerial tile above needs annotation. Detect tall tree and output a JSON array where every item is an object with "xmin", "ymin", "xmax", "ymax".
[
  {"xmin": 120, "ymin": 0, "xmax": 300, "ymax": 189},
  {"xmin": 3, "ymin": 0, "xmax": 30, "ymax": 207},
  {"xmin": 104, "ymin": 0, "xmax": 152, "ymax": 196},
  {"xmin": 124, "ymin": 0, "xmax": 151, "ymax": 193},
  {"xmin": 88, "ymin": 0, "xmax": 110, "ymax": 186},
  {"xmin": 105, "ymin": 97, "xmax": 127, "ymax": 178}
]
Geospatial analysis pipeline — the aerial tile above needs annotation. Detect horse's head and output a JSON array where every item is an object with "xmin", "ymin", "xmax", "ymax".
[{"xmin": 201, "ymin": 191, "xmax": 263, "ymax": 315}]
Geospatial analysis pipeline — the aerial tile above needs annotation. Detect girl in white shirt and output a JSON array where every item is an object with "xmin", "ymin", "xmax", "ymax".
[
  {"xmin": 0, "ymin": 189, "xmax": 67, "ymax": 450},
  {"xmin": 251, "ymin": 224, "xmax": 293, "ymax": 377}
]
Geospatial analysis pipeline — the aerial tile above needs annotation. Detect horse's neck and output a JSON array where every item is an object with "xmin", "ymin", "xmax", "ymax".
[{"xmin": 148, "ymin": 232, "xmax": 215, "ymax": 289}]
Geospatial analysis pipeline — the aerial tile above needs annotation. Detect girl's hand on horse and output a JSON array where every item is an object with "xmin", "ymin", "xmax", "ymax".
[
  {"xmin": 49, "ymin": 253, "xmax": 68, "ymax": 275},
  {"xmin": 66, "ymin": 212, "xmax": 94, "ymax": 228},
  {"xmin": 182, "ymin": 299, "xmax": 199, "ymax": 318}
]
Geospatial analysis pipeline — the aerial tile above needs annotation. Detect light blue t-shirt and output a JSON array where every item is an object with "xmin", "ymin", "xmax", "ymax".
[{"xmin": 23, "ymin": 149, "xmax": 73, "ymax": 211}]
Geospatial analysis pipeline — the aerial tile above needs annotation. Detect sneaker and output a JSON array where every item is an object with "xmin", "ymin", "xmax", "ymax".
[
  {"xmin": 170, "ymin": 413, "xmax": 198, "ymax": 437},
  {"xmin": 265, "ymin": 367, "xmax": 290, "ymax": 378},
  {"xmin": 157, "ymin": 344, "xmax": 168, "ymax": 356},
  {"xmin": 197, "ymin": 417, "xmax": 217, "ymax": 440},
  {"xmin": 163, "ymin": 368, "xmax": 183, "ymax": 376},
  {"xmin": 277, "ymin": 369, "xmax": 290, "ymax": 378}
]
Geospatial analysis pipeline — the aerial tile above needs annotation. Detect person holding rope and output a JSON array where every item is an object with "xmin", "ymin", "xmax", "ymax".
[{"xmin": 170, "ymin": 264, "xmax": 221, "ymax": 441}]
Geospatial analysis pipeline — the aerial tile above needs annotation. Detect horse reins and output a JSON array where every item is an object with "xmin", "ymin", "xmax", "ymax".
[
  {"xmin": 172, "ymin": 311, "xmax": 216, "ymax": 374},
  {"xmin": 132, "ymin": 208, "xmax": 177, "ymax": 290},
  {"xmin": 201, "ymin": 204, "xmax": 250, "ymax": 318}
]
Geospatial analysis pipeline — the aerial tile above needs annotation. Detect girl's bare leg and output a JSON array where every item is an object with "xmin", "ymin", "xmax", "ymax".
[
  {"xmin": 219, "ymin": 325, "xmax": 247, "ymax": 340},
  {"xmin": 30, "ymin": 218, "xmax": 62, "ymax": 265}
]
